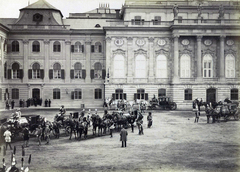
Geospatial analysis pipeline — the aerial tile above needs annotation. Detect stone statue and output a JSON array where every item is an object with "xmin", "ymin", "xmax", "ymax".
[
  {"xmin": 197, "ymin": 4, "xmax": 202, "ymax": 17},
  {"xmin": 173, "ymin": 4, "xmax": 179, "ymax": 18},
  {"xmin": 219, "ymin": 4, "xmax": 224, "ymax": 18}
]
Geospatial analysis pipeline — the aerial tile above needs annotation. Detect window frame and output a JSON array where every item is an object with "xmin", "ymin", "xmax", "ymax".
[
  {"xmin": 94, "ymin": 62, "xmax": 102, "ymax": 79},
  {"xmin": 74, "ymin": 89, "xmax": 82, "ymax": 99},
  {"xmin": 184, "ymin": 89, "xmax": 192, "ymax": 100},
  {"xmin": 203, "ymin": 54, "xmax": 213, "ymax": 78},
  {"xmin": 95, "ymin": 88, "xmax": 102, "ymax": 99},
  {"xmin": 53, "ymin": 88, "xmax": 61, "ymax": 99},
  {"xmin": 225, "ymin": 54, "xmax": 235, "ymax": 78},
  {"xmin": 231, "ymin": 88, "xmax": 238, "ymax": 100},
  {"xmin": 12, "ymin": 88, "xmax": 19, "ymax": 99},
  {"xmin": 53, "ymin": 63, "xmax": 61, "ymax": 79},
  {"xmin": 32, "ymin": 63, "xmax": 41, "ymax": 79},
  {"xmin": 180, "ymin": 54, "xmax": 191, "ymax": 78},
  {"xmin": 12, "ymin": 62, "xmax": 20, "ymax": 79},
  {"xmin": 12, "ymin": 41, "xmax": 19, "ymax": 52},
  {"xmin": 53, "ymin": 41, "xmax": 61, "ymax": 52},
  {"xmin": 156, "ymin": 55, "xmax": 167, "ymax": 78},
  {"xmin": 137, "ymin": 89, "xmax": 145, "ymax": 100},
  {"xmin": 74, "ymin": 62, "xmax": 82, "ymax": 79},
  {"xmin": 32, "ymin": 41, "xmax": 40, "ymax": 52},
  {"xmin": 158, "ymin": 89, "xmax": 166, "ymax": 97}
]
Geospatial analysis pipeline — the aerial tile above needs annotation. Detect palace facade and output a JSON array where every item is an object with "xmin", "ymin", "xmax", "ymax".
[{"xmin": 0, "ymin": 0, "xmax": 240, "ymax": 109}]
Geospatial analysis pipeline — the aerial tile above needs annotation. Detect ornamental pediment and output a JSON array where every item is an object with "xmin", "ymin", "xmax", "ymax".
[
  {"xmin": 224, "ymin": 49, "xmax": 237, "ymax": 56},
  {"xmin": 155, "ymin": 49, "xmax": 169, "ymax": 56},
  {"xmin": 134, "ymin": 49, "xmax": 147, "ymax": 56},
  {"xmin": 112, "ymin": 49, "xmax": 126, "ymax": 56}
]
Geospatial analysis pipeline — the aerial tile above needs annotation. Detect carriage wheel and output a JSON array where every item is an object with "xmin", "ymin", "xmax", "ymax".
[
  {"xmin": 170, "ymin": 103, "xmax": 177, "ymax": 110},
  {"xmin": 65, "ymin": 126, "xmax": 70, "ymax": 136},
  {"xmin": 234, "ymin": 114, "xmax": 239, "ymax": 121}
]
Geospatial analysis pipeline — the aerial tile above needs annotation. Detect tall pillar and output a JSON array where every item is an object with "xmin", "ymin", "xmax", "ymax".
[
  {"xmin": 220, "ymin": 35, "xmax": 225, "ymax": 79},
  {"xmin": 85, "ymin": 40, "xmax": 91, "ymax": 83},
  {"xmin": 148, "ymin": 37, "xmax": 154, "ymax": 83},
  {"xmin": 173, "ymin": 35, "xmax": 179, "ymax": 82},
  {"xmin": 196, "ymin": 36, "xmax": 202, "ymax": 80},
  {"xmin": 127, "ymin": 37, "xmax": 133, "ymax": 83},
  {"xmin": 65, "ymin": 40, "xmax": 71, "ymax": 83},
  {"xmin": 44, "ymin": 40, "xmax": 50, "ymax": 82},
  {"xmin": 105, "ymin": 37, "xmax": 111, "ymax": 83},
  {"xmin": 23, "ymin": 40, "xmax": 29, "ymax": 83}
]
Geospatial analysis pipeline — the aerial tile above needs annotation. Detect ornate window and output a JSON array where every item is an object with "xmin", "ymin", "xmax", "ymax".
[
  {"xmin": 91, "ymin": 42, "xmax": 102, "ymax": 53},
  {"xmin": 94, "ymin": 62, "xmax": 102, "ymax": 79},
  {"xmin": 53, "ymin": 63, "xmax": 61, "ymax": 79},
  {"xmin": 185, "ymin": 89, "xmax": 192, "ymax": 100},
  {"xmin": 32, "ymin": 41, "xmax": 40, "ymax": 52},
  {"xmin": 74, "ymin": 62, "xmax": 82, "ymax": 79},
  {"xmin": 53, "ymin": 88, "xmax": 60, "ymax": 99},
  {"xmin": 53, "ymin": 41, "xmax": 61, "ymax": 52},
  {"xmin": 11, "ymin": 41, "xmax": 19, "ymax": 52},
  {"xmin": 225, "ymin": 54, "xmax": 235, "ymax": 78},
  {"xmin": 12, "ymin": 88, "xmax": 19, "ymax": 99},
  {"xmin": 158, "ymin": 89, "xmax": 166, "ymax": 97},
  {"xmin": 180, "ymin": 54, "xmax": 191, "ymax": 78},
  {"xmin": 32, "ymin": 63, "xmax": 41, "ymax": 79},
  {"xmin": 156, "ymin": 55, "xmax": 167, "ymax": 78},
  {"xmin": 135, "ymin": 55, "xmax": 146, "ymax": 78},
  {"xmin": 95, "ymin": 89, "xmax": 102, "ymax": 99},
  {"xmin": 231, "ymin": 88, "xmax": 238, "ymax": 100},
  {"xmin": 203, "ymin": 54, "xmax": 213, "ymax": 78},
  {"xmin": 114, "ymin": 55, "xmax": 125, "ymax": 78},
  {"xmin": 74, "ymin": 42, "xmax": 82, "ymax": 53},
  {"xmin": 12, "ymin": 63, "xmax": 20, "ymax": 79}
]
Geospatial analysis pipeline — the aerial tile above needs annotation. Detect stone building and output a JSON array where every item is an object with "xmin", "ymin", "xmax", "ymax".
[{"xmin": 0, "ymin": 0, "xmax": 239, "ymax": 109}]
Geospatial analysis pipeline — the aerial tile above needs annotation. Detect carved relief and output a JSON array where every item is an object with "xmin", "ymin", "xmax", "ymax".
[
  {"xmin": 155, "ymin": 49, "xmax": 169, "ymax": 56},
  {"xmin": 224, "ymin": 49, "xmax": 237, "ymax": 57},
  {"xmin": 134, "ymin": 49, "xmax": 147, "ymax": 57},
  {"xmin": 112, "ymin": 49, "xmax": 126, "ymax": 57},
  {"xmin": 179, "ymin": 49, "xmax": 193, "ymax": 56}
]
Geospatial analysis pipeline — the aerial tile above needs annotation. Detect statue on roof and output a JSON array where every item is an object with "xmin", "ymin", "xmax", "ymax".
[
  {"xmin": 219, "ymin": 4, "xmax": 224, "ymax": 18},
  {"xmin": 197, "ymin": 4, "xmax": 202, "ymax": 17},
  {"xmin": 173, "ymin": 4, "xmax": 179, "ymax": 18}
]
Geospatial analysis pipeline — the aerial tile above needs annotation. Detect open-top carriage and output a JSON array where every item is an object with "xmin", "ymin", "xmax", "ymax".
[
  {"xmin": 148, "ymin": 96, "xmax": 177, "ymax": 110},
  {"xmin": 205, "ymin": 102, "xmax": 239, "ymax": 123}
]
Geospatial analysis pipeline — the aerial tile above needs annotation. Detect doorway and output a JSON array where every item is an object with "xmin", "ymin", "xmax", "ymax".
[
  {"xmin": 32, "ymin": 88, "xmax": 40, "ymax": 99},
  {"xmin": 206, "ymin": 88, "xmax": 216, "ymax": 103}
]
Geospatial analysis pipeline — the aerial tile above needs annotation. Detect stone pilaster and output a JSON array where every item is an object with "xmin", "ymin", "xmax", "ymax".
[
  {"xmin": 173, "ymin": 35, "xmax": 179, "ymax": 83},
  {"xmin": 105, "ymin": 37, "xmax": 111, "ymax": 83},
  {"xmin": 44, "ymin": 40, "xmax": 50, "ymax": 82},
  {"xmin": 196, "ymin": 36, "xmax": 202, "ymax": 81},
  {"xmin": 65, "ymin": 40, "xmax": 71, "ymax": 83},
  {"xmin": 85, "ymin": 40, "xmax": 91, "ymax": 83},
  {"xmin": 148, "ymin": 37, "xmax": 154, "ymax": 83},
  {"xmin": 220, "ymin": 35, "xmax": 225, "ymax": 80},
  {"xmin": 23, "ymin": 39, "xmax": 29, "ymax": 83},
  {"xmin": 127, "ymin": 37, "xmax": 133, "ymax": 83}
]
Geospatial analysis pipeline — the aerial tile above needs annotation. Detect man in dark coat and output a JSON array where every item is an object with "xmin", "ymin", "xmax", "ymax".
[
  {"xmin": 120, "ymin": 127, "xmax": 128, "ymax": 147},
  {"xmin": 23, "ymin": 127, "xmax": 30, "ymax": 147},
  {"xmin": 48, "ymin": 99, "xmax": 51, "ymax": 107},
  {"xmin": 11, "ymin": 100, "xmax": 15, "ymax": 109}
]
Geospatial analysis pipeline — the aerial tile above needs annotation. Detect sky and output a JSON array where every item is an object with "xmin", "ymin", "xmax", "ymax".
[{"xmin": 0, "ymin": 0, "xmax": 125, "ymax": 18}]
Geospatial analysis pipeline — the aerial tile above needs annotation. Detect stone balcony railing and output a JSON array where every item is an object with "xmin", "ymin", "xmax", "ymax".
[{"xmin": 9, "ymin": 24, "xmax": 70, "ymax": 30}]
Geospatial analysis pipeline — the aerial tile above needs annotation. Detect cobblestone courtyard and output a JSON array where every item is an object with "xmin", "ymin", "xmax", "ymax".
[{"xmin": 0, "ymin": 109, "xmax": 240, "ymax": 172}]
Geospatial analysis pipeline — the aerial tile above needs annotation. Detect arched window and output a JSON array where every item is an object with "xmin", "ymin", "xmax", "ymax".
[
  {"xmin": 184, "ymin": 89, "xmax": 192, "ymax": 100},
  {"xmin": 32, "ymin": 41, "xmax": 40, "ymax": 52},
  {"xmin": 203, "ymin": 54, "xmax": 213, "ymax": 78},
  {"xmin": 12, "ymin": 62, "xmax": 20, "ymax": 79},
  {"xmin": 135, "ymin": 55, "xmax": 146, "ymax": 78},
  {"xmin": 74, "ymin": 62, "xmax": 82, "ymax": 79},
  {"xmin": 74, "ymin": 42, "xmax": 82, "ymax": 53},
  {"xmin": 231, "ymin": 88, "xmax": 238, "ymax": 100},
  {"xmin": 114, "ymin": 55, "xmax": 125, "ymax": 78},
  {"xmin": 95, "ymin": 42, "xmax": 102, "ymax": 53},
  {"xmin": 225, "ymin": 54, "xmax": 235, "ymax": 78},
  {"xmin": 53, "ymin": 41, "xmax": 61, "ymax": 52},
  {"xmin": 158, "ymin": 89, "xmax": 166, "ymax": 97},
  {"xmin": 32, "ymin": 63, "xmax": 40, "ymax": 79},
  {"xmin": 53, "ymin": 88, "xmax": 60, "ymax": 99},
  {"xmin": 53, "ymin": 63, "xmax": 61, "ymax": 79},
  {"xmin": 12, "ymin": 41, "xmax": 19, "ymax": 52},
  {"xmin": 94, "ymin": 62, "xmax": 102, "ymax": 78},
  {"xmin": 156, "ymin": 55, "xmax": 167, "ymax": 78},
  {"xmin": 12, "ymin": 88, "xmax": 19, "ymax": 99},
  {"xmin": 95, "ymin": 89, "xmax": 102, "ymax": 99},
  {"xmin": 180, "ymin": 54, "xmax": 191, "ymax": 78}
]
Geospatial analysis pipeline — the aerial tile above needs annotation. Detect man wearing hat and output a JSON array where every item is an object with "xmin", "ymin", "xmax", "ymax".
[
  {"xmin": 3, "ymin": 127, "xmax": 12, "ymax": 150},
  {"xmin": 120, "ymin": 127, "xmax": 128, "ymax": 148}
]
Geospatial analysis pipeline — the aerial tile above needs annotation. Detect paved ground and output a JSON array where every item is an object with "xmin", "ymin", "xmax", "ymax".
[{"xmin": 0, "ymin": 108, "xmax": 240, "ymax": 172}]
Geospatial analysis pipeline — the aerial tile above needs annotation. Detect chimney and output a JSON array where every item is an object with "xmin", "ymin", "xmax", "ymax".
[{"xmin": 115, "ymin": 9, "xmax": 120, "ymax": 19}]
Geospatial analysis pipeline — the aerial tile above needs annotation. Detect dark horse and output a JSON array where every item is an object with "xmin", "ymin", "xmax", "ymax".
[
  {"xmin": 91, "ymin": 114, "xmax": 103, "ymax": 136},
  {"xmin": 112, "ymin": 111, "xmax": 128, "ymax": 131}
]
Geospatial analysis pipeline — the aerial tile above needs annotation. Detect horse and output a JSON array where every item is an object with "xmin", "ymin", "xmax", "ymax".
[
  {"xmin": 91, "ymin": 114, "xmax": 103, "ymax": 136},
  {"xmin": 112, "ymin": 111, "xmax": 128, "ymax": 131}
]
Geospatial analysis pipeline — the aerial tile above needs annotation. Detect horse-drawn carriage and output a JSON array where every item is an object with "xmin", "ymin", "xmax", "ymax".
[
  {"xmin": 205, "ymin": 102, "xmax": 239, "ymax": 123},
  {"xmin": 148, "ymin": 96, "xmax": 177, "ymax": 110}
]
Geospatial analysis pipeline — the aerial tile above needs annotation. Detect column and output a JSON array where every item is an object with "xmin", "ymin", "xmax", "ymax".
[
  {"xmin": 44, "ymin": 40, "xmax": 50, "ymax": 82},
  {"xmin": 105, "ymin": 37, "xmax": 111, "ymax": 83},
  {"xmin": 127, "ymin": 37, "xmax": 133, "ymax": 83},
  {"xmin": 65, "ymin": 40, "xmax": 71, "ymax": 83},
  {"xmin": 219, "ymin": 35, "xmax": 225, "ymax": 80},
  {"xmin": 85, "ymin": 40, "xmax": 91, "ymax": 83},
  {"xmin": 148, "ymin": 37, "xmax": 154, "ymax": 82},
  {"xmin": 196, "ymin": 36, "xmax": 202, "ymax": 80},
  {"xmin": 173, "ymin": 35, "xmax": 179, "ymax": 82},
  {"xmin": 23, "ymin": 39, "xmax": 29, "ymax": 83}
]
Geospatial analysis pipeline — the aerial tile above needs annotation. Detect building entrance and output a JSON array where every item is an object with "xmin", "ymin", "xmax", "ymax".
[
  {"xmin": 206, "ymin": 88, "xmax": 216, "ymax": 103},
  {"xmin": 32, "ymin": 88, "xmax": 40, "ymax": 99}
]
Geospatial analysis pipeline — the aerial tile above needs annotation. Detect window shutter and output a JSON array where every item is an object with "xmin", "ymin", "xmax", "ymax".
[
  {"xmin": 70, "ymin": 70, "xmax": 74, "ymax": 79},
  {"xmin": 90, "ymin": 69, "xmax": 94, "ymax": 79},
  {"xmin": 134, "ymin": 93, "xmax": 137, "ymax": 101},
  {"xmin": 40, "ymin": 69, "xmax": 44, "ymax": 79},
  {"xmin": 71, "ymin": 45, "xmax": 74, "ymax": 53},
  {"xmin": 8, "ymin": 69, "xmax": 11, "ymax": 79},
  {"xmin": 49, "ymin": 69, "xmax": 53, "ymax": 79},
  {"xmin": 82, "ymin": 45, "xmax": 84, "ymax": 53},
  {"xmin": 99, "ymin": 45, "xmax": 102, "ymax": 52},
  {"xmin": 145, "ymin": 93, "xmax": 148, "ymax": 100},
  {"xmin": 19, "ymin": 69, "xmax": 23, "ymax": 79},
  {"xmin": 123, "ymin": 93, "xmax": 127, "ymax": 100},
  {"xmin": 61, "ymin": 70, "xmax": 65, "ymax": 79},
  {"xmin": 71, "ymin": 91, "xmax": 74, "ymax": 99},
  {"xmin": 28, "ymin": 69, "xmax": 32, "ymax": 79},
  {"xmin": 82, "ymin": 70, "xmax": 86, "ymax": 79},
  {"xmin": 91, "ymin": 45, "xmax": 95, "ymax": 53},
  {"xmin": 112, "ymin": 93, "xmax": 116, "ymax": 100},
  {"xmin": 102, "ymin": 69, "xmax": 106, "ymax": 79}
]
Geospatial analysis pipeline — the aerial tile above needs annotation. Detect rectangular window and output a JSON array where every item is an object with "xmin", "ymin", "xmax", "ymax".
[
  {"xmin": 74, "ymin": 70, "xmax": 82, "ymax": 79},
  {"xmin": 231, "ymin": 89, "xmax": 238, "ymax": 100},
  {"xmin": 53, "ymin": 45, "xmax": 61, "ymax": 52},
  {"xmin": 33, "ymin": 45, "xmax": 40, "ymax": 52},
  {"xmin": 33, "ymin": 70, "xmax": 40, "ymax": 79},
  {"xmin": 91, "ymin": 45, "xmax": 95, "ymax": 53},
  {"xmin": 158, "ymin": 89, "xmax": 166, "ymax": 97},
  {"xmin": 153, "ymin": 16, "xmax": 161, "ymax": 25},
  {"xmin": 185, "ymin": 89, "xmax": 192, "ymax": 100},
  {"xmin": 137, "ymin": 89, "xmax": 145, "ymax": 100},
  {"xmin": 54, "ymin": 70, "xmax": 61, "ymax": 79},
  {"xmin": 74, "ymin": 89, "xmax": 82, "ymax": 99},
  {"xmin": 12, "ymin": 89, "xmax": 19, "ymax": 99},
  {"xmin": 12, "ymin": 70, "xmax": 20, "ymax": 79},
  {"xmin": 134, "ymin": 16, "xmax": 142, "ymax": 25},
  {"xmin": 95, "ymin": 89, "xmax": 102, "ymax": 99},
  {"xmin": 53, "ymin": 89, "xmax": 60, "ymax": 99}
]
